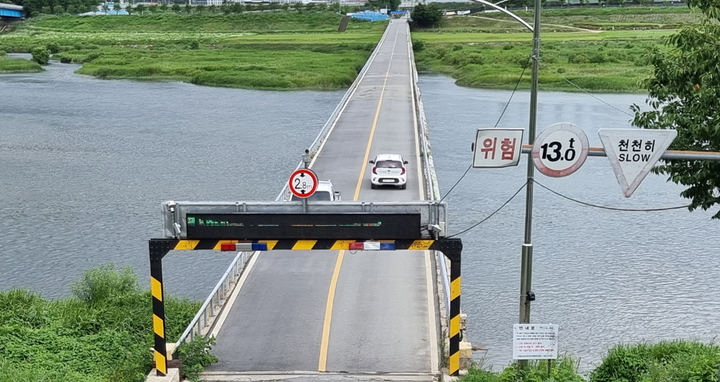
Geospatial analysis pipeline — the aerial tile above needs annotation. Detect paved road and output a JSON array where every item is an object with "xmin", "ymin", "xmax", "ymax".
[{"xmin": 202, "ymin": 19, "xmax": 440, "ymax": 382}]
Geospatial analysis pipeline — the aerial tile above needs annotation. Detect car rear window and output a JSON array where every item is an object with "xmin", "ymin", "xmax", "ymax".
[{"xmin": 376, "ymin": 160, "xmax": 403, "ymax": 168}]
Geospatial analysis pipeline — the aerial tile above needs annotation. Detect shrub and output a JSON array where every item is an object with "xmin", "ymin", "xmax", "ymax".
[
  {"xmin": 31, "ymin": 46, "xmax": 50, "ymax": 65},
  {"xmin": 590, "ymin": 341, "xmax": 720, "ymax": 382},
  {"xmin": 177, "ymin": 336, "xmax": 219, "ymax": 382},
  {"xmin": 412, "ymin": 38, "xmax": 426, "ymax": 52},
  {"xmin": 71, "ymin": 264, "xmax": 138, "ymax": 304},
  {"xmin": 46, "ymin": 41, "xmax": 61, "ymax": 54}
]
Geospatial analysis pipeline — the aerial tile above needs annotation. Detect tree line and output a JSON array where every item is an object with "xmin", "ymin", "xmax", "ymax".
[{"xmin": 5, "ymin": 0, "xmax": 401, "ymax": 17}]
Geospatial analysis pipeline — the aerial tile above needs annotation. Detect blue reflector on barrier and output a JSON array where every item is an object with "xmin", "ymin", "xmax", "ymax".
[
  {"xmin": 380, "ymin": 242, "xmax": 395, "ymax": 250},
  {"xmin": 252, "ymin": 243, "xmax": 267, "ymax": 251}
]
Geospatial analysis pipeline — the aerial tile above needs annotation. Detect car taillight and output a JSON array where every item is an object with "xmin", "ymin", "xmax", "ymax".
[
  {"xmin": 401, "ymin": 167, "xmax": 406, "ymax": 175},
  {"xmin": 373, "ymin": 167, "xmax": 377, "ymax": 175}
]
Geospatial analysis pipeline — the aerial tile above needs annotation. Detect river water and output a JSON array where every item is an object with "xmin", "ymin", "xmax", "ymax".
[{"xmin": 1, "ymin": 60, "xmax": 718, "ymax": 372}]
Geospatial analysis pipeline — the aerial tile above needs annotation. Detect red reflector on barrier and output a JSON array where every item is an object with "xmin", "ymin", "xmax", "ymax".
[
  {"xmin": 349, "ymin": 242, "xmax": 364, "ymax": 250},
  {"xmin": 220, "ymin": 243, "xmax": 236, "ymax": 251}
]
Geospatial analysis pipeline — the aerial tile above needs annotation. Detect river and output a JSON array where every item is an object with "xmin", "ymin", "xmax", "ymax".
[{"xmin": 1, "ymin": 60, "xmax": 718, "ymax": 372}]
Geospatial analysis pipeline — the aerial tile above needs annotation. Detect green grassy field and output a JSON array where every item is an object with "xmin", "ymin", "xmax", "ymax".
[
  {"xmin": 0, "ymin": 13, "xmax": 385, "ymax": 90},
  {"xmin": 412, "ymin": 6, "xmax": 695, "ymax": 92}
]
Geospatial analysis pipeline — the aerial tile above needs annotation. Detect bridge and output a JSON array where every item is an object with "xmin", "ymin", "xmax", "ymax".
[{"xmin": 147, "ymin": 18, "xmax": 470, "ymax": 382}]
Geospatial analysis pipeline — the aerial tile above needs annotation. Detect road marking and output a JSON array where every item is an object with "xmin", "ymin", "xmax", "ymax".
[
  {"xmin": 318, "ymin": 249, "xmax": 345, "ymax": 372},
  {"xmin": 353, "ymin": 26, "xmax": 401, "ymax": 200}
]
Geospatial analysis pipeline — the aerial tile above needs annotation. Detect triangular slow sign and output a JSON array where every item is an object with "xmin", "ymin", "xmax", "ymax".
[{"xmin": 598, "ymin": 129, "xmax": 677, "ymax": 197}]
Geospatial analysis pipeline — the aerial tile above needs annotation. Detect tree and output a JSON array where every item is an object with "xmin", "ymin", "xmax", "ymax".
[
  {"xmin": 148, "ymin": 4, "xmax": 158, "ymax": 13},
  {"xmin": 172, "ymin": 3, "xmax": 181, "ymax": 12},
  {"xmin": 160, "ymin": 3, "xmax": 169, "ymax": 12},
  {"xmin": 135, "ymin": 3, "xmax": 145, "ymax": 14},
  {"xmin": 410, "ymin": 3, "xmax": 442, "ymax": 28},
  {"xmin": 631, "ymin": 0, "xmax": 720, "ymax": 218},
  {"xmin": 101, "ymin": 2, "xmax": 109, "ymax": 12},
  {"xmin": 184, "ymin": 3, "xmax": 191, "ymax": 13},
  {"xmin": 196, "ymin": 4, "xmax": 205, "ymax": 12},
  {"xmin": 125, "ymin": 4, "xmax": 133, "ymax": 14},
  {"xmin": 113, "ymin": 1, "xmax": 121, "ymax": 12}
]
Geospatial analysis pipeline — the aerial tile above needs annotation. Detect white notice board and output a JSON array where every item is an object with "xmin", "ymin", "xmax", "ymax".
[{"xmin": 512, "ymin": 324, "xmax": 558, "ymax": 360}]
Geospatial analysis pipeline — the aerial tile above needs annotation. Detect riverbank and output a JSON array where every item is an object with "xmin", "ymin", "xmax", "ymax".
[
  {"xmin": 0, "ymin": 7, "xmax": 696, "ymax": 92},
  {"xmin": 0, "ymin": 13, "xmax": 385, "ymax": 90},
  {"xmin": 0, "ymin": 50, "xmax": 43, "ymax": 72},
  {"xmin": 411, "ymin": 6, "xmax": 696, "ymax": 92},
  {"xmin": 0, "ymin": 265, "xmax": 211, "ymax": 382}
]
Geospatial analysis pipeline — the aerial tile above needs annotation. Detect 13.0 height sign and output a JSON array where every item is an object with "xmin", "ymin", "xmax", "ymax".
[{"xmin": 531, "ymin": 122, "xmax": 589, "ymax": 177}]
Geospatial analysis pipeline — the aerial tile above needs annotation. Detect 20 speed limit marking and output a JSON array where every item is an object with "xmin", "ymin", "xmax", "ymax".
[
  {"xmin": 531, "ymin": 122, "xmax": 589, "ymax": 177},
  {"xmin": 289, "ymin": 169, "xmax": 318, "ymax": 198}
]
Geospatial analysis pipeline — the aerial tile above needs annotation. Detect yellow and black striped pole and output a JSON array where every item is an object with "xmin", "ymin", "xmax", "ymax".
[
  {"xmin": 436, "ymin": 238, "xmax": 462, "ymax": 377},
  {"xmin": 149, "ymin": 239, "xmax": 177, "ymax": 377}
]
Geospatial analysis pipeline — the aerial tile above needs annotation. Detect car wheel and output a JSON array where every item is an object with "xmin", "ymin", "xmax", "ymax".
[
  {"xmin": 400, "ymin": 184, "xmax": 406, "ymax": 190},
  {"xmin": 371, "ymin": 184, "xmax": 377, "ymax": 189}
]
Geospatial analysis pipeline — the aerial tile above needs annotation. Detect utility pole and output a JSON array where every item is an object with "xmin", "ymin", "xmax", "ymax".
[{"xmin": 518, "ymin": 0, "xmax": 542, "ymax": 370}]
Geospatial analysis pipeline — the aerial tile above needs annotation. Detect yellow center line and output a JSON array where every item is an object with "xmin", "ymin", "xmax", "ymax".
[
  {"xmin": 353, "ymin": 26, "xmax": 401, "ymax": 201},
  {"xmin": 318, "ymin": 249, "xmax": 345, "ymax": 372},
  {"xmin": 318, "ymin": 23, "xmax": 401, "ymax": 372}
]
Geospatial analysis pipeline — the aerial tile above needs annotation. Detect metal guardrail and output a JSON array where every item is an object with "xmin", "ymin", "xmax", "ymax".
[{"xmin": 174, "ymin": 251, "xmax": 252, "ymax": 350}]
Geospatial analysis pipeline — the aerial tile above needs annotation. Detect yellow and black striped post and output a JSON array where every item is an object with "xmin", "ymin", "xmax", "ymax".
[
  {"xmin": 435, "ymin": 238, "xmax": 463, "ymax": 376},
  {"xmin": 149, "ymin": 239, "xmax": 178, "ymax": 377}
]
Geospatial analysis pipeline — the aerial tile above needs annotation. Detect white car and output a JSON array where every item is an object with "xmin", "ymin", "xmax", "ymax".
[
  {"xmin": 291, "ymin": 180, "xmax": 341, "ymax": 201},
  {"xmin": 369, "ymin": 154, "xmax": 408, "ymax": 189}
]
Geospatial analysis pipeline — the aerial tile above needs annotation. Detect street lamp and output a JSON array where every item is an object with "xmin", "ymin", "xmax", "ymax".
[{"xmin": 470, "ymin": 0, "xmax": 542, "ymax": 346}]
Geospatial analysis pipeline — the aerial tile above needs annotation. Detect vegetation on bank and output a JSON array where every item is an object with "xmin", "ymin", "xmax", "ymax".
[
  {"xmin": 0, "ymin": 49, "xmax": 43, "ymax": 72},
  {"xmin": 462, "ymin": 341, "xmax": 720, "ymax": 381},
  {"xmin": 411, "ymin": 6, "xmax": 697, "ymax": 92},
  {"xmin": 0, "ymin": 13, "xmax": 385, "ymax": 90},
  {"xmin": 0, "ymin": 265, "xmax": 215, "ymax": 382}
]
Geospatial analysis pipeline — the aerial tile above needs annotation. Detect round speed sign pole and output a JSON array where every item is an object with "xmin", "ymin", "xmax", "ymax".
[{"xmin": 532, "ymin": 122, "xmax": 589, "ymax": 177}]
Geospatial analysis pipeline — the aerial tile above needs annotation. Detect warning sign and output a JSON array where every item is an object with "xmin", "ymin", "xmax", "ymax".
[
  {"xmin": 598, "ymin": 129, "xmax": 677, "ymax": 197},
  {"xmin": 512, "ymin": 324, "xmax": 558, "ymax": 360}
]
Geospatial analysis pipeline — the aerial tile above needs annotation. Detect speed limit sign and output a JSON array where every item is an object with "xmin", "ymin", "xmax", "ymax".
[
  {"xmin": 289, "ymin": 169, "xmax": 318, "ymax": 198},
  {"xmin": 531, "ymin": 122, "xmax": 589, "ymax": 177}
]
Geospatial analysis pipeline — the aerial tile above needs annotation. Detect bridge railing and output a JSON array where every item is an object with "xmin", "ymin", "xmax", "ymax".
[
  {"xmin": 405, "ymin": 23, "xmax": 450, "ymax": 321},
  {"xmin": 173, "ymin": 251, "xmax": 252, "ymax": 351}
]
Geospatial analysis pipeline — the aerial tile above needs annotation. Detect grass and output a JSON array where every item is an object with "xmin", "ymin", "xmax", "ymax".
[
  {"xmin": 460, "ymin": 341, "xmax": 720, "ymax": 382},
  {"xmin": 0, "ymin": 13, "xmax": 385, "ymax": 90},
  {"xmin": 0, "ymin": 51, "xmax": 44, "ymax": 73},
  {"xmin": 0, "ymin": 265, "xmax": 211, "ymax": 382},
  {"xmin": 411, "ymin": 6, "xmax": 696, "ymax": 92}
]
